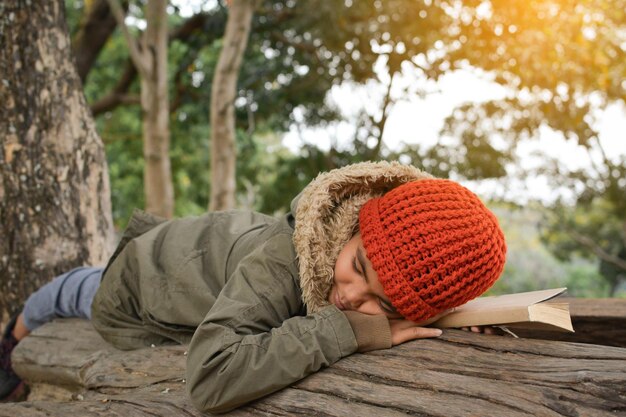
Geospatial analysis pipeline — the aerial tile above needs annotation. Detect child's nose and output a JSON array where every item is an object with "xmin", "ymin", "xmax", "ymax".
[
  {"xmin": 344, "ymin": 288, "xmax": 366, "ymax": 310},
  {"xmin": 348, "ymin": 296, "xmax": 381, "ymax": 316},
  {"xmin": 344, "ymin": 288, "xmax": 374, "ymax": 311}
]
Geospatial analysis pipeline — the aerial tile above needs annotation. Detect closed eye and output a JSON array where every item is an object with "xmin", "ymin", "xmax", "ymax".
[
  {"xmin": 352, "ymin": 256, "xmax": 362, "ymax": 276},
  {"xmin": 355, "ymin": 248, "xmax": 369, "ymax": 283},
  {"xmin": 379, "ymin": 298, "xmax": 401, "ymax": 318},
  {"xmin": 354, "ymin": 246, "xmax": 401, "ymax": 318}
]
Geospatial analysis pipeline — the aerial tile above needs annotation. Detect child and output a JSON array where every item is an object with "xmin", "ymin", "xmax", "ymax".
[{"xmin": 0, "ymin": 161, "xmax": 506, "ymax": 411}]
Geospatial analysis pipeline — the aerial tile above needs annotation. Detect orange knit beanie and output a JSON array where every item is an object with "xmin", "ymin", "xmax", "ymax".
[{"xmin": 359, "ymin": 178, "xmax": 507, "ymax": 323}]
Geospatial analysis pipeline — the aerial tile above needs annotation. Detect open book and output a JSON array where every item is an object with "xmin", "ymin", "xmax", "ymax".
[{"xmin": 432, "ymin": 288, "xmax": 574, "ymax": 332}]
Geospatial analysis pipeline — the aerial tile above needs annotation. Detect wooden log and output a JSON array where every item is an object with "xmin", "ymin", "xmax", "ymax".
[
  {"xmin": 512, "ymin": 298, "xmax": 626, "ymax": 347},
  {"xmin": 1, "ymin": 318, "xmax": 625, "ymax": 416},
  {"xmin": 9, "ymin": 319, "xmax": 186, "ymax": 398}
]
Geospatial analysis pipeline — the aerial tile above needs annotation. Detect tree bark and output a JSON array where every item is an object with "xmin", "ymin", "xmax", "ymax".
[
  {"xmin": 209, "ymin": 0, "xmax": 258, "ymax": 211},
  {"xmin": 106, "ymin": 0, "xmax": 174, "ymax": 218},
  {"xmin": 0, "ymin": 0, "xmax": 115, "ymax": 319}
]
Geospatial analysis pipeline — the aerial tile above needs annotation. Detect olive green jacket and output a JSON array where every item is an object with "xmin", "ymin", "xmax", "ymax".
[{"xmin": 91, "ymin": 161, "xmax": 431, "ymax": 413}]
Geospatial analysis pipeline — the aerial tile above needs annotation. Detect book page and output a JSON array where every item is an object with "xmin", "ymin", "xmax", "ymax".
[{"xmin": 447, "ymin": 288, "xmax": 567, "ymax": 313}]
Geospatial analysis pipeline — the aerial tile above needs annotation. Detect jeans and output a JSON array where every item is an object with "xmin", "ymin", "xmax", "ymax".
[{"xmin": 22, "ymin": 267, "xmax": 103, "ymax": 331}]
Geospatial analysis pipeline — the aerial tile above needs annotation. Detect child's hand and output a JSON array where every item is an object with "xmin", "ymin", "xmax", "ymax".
[
  {"xmin": 388, "ymin": 319, "xmax": 443, "ymax": 345},
  {"xmin": 459, "ymin": 326, "xmax": 499, "ymax": 335},
  {"xmin": 387, "ymin": 310, "xmax": 450, "ymax": 346}
]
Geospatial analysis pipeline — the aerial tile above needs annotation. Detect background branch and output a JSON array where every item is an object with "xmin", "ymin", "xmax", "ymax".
[
  {"xmin": 567, "ymin": 228, "xmax": 626, "ymax": 271},
  {"xmin": 105, "ymin": 0, "xmax": 150, "ymax": 77}
]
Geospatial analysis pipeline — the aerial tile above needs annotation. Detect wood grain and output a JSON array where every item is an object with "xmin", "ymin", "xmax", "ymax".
[{"xmin": 2, "ymin": 313, "xmax": 625, "ymax": 416}]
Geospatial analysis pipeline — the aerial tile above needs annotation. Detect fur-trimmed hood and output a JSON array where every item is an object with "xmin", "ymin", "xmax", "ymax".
[{"xmin": 291, "ymin": 161, "xmax": 433, "ymax": 313}]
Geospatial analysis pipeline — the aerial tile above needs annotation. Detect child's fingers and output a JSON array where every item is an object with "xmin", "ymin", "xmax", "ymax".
[
  {"xmin": 412, "ymin": 327, "xmax": 443, "ymax": 339},
  {"xmin": 459, "ymin": 325, "xmax": 498, "ymax": 334},
  {"xmin": 399, "ymin": 326, "xmax": 442, "ymax": 344},
  {"xmin": 390, "ymin": 322, "xmax": 443, "ymax": 345}
]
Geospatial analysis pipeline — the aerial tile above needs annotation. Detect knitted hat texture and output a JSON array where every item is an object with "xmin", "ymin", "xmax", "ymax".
[{"xmin": 359, "ymin": 179, "xmax": 507, "ymax": 323}]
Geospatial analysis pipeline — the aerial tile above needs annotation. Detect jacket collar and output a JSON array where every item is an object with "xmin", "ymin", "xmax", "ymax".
[{"xmin": 292, "ymin": 161, "xmax": 433, "ymax": 313}]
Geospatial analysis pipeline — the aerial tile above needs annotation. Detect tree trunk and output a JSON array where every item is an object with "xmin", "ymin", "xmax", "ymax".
[
  {"xmin": 0, "ymin": 0, "xmax": 115, "ymax": 319},
  {"xmin": 106, "ymin": 0, "xmax": 174, "ymax": 218},
  {"xmin": 209, "ymin": 0, "xmax": 258, "ymax": 211},
  {"xmin": 141, "ymin": 0, "xmax": 173, "ymax": 218}
]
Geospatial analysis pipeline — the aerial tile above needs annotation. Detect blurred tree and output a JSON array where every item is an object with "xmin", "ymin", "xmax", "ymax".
[
  {"xmin": 540, "ymin": 195, "xmax": 626, "ymax": 296},
  {"xmin": 487, "ymin": 204, "xmax": 611, "ymax": 297},
  {"xmin": 107, "ymin": 0, "xmax": 174, "ymax": 218},
  {"xmin": 87, "ymin": 8, "xmax": 227, "ymax": 116},
  {"xmin": 210, "ymin": 0, "xmax": 259, "ymax": 211},
  {"xmin": 65, "ymin": 0, "xmax": 624, "ymax": 240},
  {"xmin": 0, "ymin": 0, "xmax": 114, "ymax": 319},
  {"xmin": 65, "ymin": 0, "xmax": 398, "ymax": 220}
]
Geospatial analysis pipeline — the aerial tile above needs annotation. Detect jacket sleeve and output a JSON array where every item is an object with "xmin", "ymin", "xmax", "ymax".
[
  {"xmin": 343, "ymin": 311, "xmax": 392, "ymax": 352},
  {"xmin": 185, "ymin": 233, "xmax": 358, "ymax": 413}
]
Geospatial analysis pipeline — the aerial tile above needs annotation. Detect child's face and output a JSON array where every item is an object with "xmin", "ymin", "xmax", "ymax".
[{"xmin": 328, "ymin": 233, "xmax": 403, "ymax": 319}]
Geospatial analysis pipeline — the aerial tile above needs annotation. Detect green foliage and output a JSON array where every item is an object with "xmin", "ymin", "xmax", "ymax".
[
  {"xmin": 64, "ymin": 0, "xmax": 624, "ymax": 296},
  {"xmin": 566, "ymin": 261, "xmax": 612, "ymax": 298},
  {"xmin": 64, "ymin": 0, "xmax": 84, "ymax": 37},
  {"xmin": 72, "ymin": 0, "xmax": 532, "ymax": 224},
  {"xmin": 83, "ymin": 23, "xmax": 136, "ymax": 101},
  {"xmin": 98, "ymin": 106, "xmax": 144, "ymax": 228},
  {"xmin": 488, "ymin": 204, "xmax": 621, "ymax": 298},
  {"xmin": 539, "ymin": 196, "xmax": 626, "ymax": 295},
  {"xmin": 254, "ymin": 144, "xmax": 371, "ymax": 214},
  {"xmin": 170, "ymin": 106, "xmax": 211, "ymax": 217}
]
